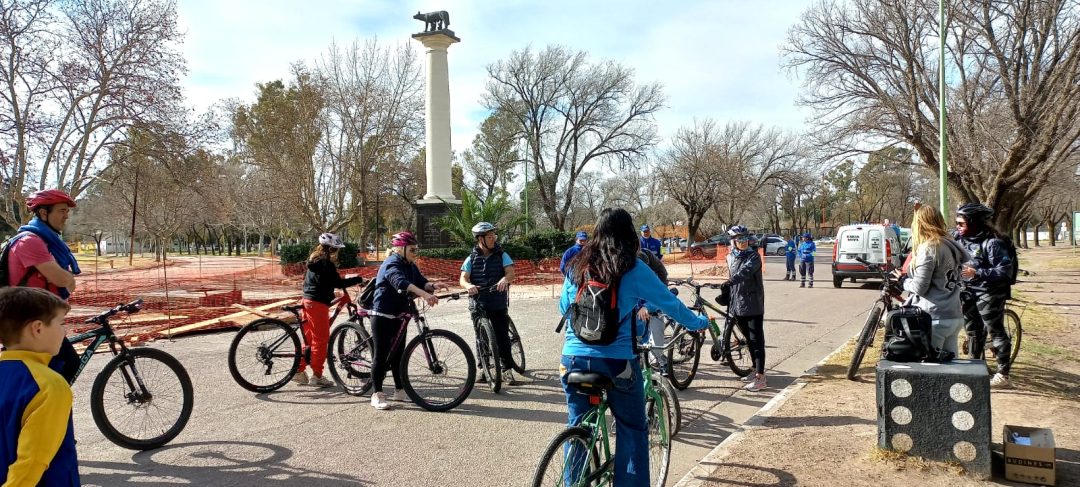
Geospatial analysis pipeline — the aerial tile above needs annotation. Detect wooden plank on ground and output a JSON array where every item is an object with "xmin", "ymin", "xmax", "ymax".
[
  {"xmin": 230, "ymin": 303, "xmax": 275, "ymax": 319},
  {"xmin": 156, "ymin": 299, "xmax": 297, "ymax": 336}
]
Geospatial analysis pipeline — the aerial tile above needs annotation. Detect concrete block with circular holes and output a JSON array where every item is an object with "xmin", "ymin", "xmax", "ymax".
[{"xmin": 876, "ymin": 359, "xmax": 992, "ymax": 478}]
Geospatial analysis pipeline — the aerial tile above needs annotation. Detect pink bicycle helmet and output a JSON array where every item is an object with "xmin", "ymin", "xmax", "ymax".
[{"xmin": 391, "ymin": 231, "xmax": 418, "ymax": 247}]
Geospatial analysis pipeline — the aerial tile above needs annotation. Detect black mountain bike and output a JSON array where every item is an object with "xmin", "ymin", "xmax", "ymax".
[
  {"xmin": 227, "ymin": 287, "xmax": 360, "ymax": 393},
  {"xmin": 325, "ymin": 292, "xmax": 477, "ymax": 412},
  {"xmin": 846, "ymin": 257, "xmax": 903, "ymax": 380},
  {"xmin": 466, "ymin": 286, "xmax": 526, "ymax": 393},
  {"xmin": 664, "ymin": 279, "xmax": 754, "ymax": 390},
  {"xmin": 69, "ymin": 299, "xmax": 194, "ymax": 450}
]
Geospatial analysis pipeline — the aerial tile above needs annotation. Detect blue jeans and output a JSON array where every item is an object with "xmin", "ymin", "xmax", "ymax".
[{"xmin": 560, "ymin": 355, "xmax": 648, "ymax": 487}]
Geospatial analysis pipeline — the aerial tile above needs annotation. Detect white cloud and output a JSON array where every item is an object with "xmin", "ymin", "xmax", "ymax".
[{"xmin": 177, "ymin": 0, "xmax": 811, "ymax": 153}]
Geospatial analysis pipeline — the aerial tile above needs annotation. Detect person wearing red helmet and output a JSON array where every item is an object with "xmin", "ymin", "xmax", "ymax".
[
  {"xmin": 1, "ymin": 189, "xmax": 81, "ymax": 383},
  {"xmin": 367, "ymin": 231, "xmax": 447, "ymax": 410}
]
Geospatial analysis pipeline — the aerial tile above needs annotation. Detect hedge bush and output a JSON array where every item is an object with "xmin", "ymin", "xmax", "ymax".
[
  {"xmin": 416, "ymin": 247, "xmax": 473, "ymax": 260},
  {"xmin": 280, "ymin": 241, "xmax": 361, "ymax": 268},
  {"xmin": 521, "ymin": 230, "xmax": 576, "ymax": 259}
]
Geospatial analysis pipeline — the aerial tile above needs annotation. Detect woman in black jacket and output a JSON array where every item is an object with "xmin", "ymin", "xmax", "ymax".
[
  {"xmin": 294, "ymin": 233, "xmax": 364, "ymax": 387},
  {"xmin": 723, "ymin": 225, "xmax": 767, "ymax": 391}
]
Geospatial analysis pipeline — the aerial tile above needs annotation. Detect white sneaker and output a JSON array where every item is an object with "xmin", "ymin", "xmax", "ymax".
[
  {"xmin": 371, "ymin": 392, "xmax": 391, "ymax": 410},
  {"xmin": 308, "ymin": 375, "xmax": 334, "ymax": 388},
  {"xmin": 291, "ymin": 371, "xmax": 309, "ymax": 385},
  {"xmin": 744, "ymin": 375, "xmax": 766, "ymax": 392},
  {"xmin": 390, "ymin": 389, "xmax": 408, "ymax": 402},
  {"xmin": 990, "ymin": 373, "xmax": 1013, "ymax": 389}
]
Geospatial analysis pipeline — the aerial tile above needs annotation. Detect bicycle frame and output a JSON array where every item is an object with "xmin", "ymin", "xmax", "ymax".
[
  {"xmin": 667, "ymin": 279, "xmax": 733, "ymax": 355},
  {"xmin": 67, "ymin": 323, "xmax": 124, "ymax": 383},
  {"xmin": 569, "ymin": 392, "xmax": 616, "ymax": 485}
]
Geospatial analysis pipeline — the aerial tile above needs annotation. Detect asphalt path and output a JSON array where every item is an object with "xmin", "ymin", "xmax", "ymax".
[{"xmin": 73, "ymin": 255, "xmax": 886, "ymax": 486}]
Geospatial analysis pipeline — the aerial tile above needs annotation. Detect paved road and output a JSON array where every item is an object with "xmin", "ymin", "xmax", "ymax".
[{"xmin": 73, "ymin": 256, "xmax": 884, "ymax": 486}]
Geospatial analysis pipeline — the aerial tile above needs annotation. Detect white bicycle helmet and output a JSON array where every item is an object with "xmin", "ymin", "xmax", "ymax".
[
  {"xmin": 472, "ymin": 222, "xmax": 497, "ymax": 237},
  {"xmin": 318, "ymin": 233, "xmax": 345, "ymax": 248}
]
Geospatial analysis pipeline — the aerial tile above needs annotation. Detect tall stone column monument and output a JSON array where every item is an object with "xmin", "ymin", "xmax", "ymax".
[{"xmin": 412, "ymin": 10, "xmax": 460, "ymax": 249}]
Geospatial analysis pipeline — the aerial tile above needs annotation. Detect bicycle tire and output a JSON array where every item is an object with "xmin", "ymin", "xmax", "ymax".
[
  {"xmin": 327, "ymin": 320, "xmax": 374, "ymax": 396},
  {"xmin": 508, "ymin": 317, "xmax": 526, "ymax": 374},
  {"xmin": 657, "ymin": 378, "xmax": 682, "ymax": 437},
  {"xmin": 998, "ymin": 308, "xmax": 1022, "ymax": 364},
  {"xmin": 531, "ymin": 426, "xmax": 602, "ymax": 487},
  {"xmin": 846, "ymin": 304, "xmax": 884, "ymax": 381},
  {"xmin": 90, "ymin": 347, "xmax": 194, "ymax": 450},
  {"xmin": 722, "ymin": 319, "xmax": 754, "ymax": 378},
  {"xmin": 400, "ymin": 329, "xmax": 476, "ymax": 412},
  {"xmin": 666, "ymin": 325, "xmax": 701, "ymax": 390},
  {"xmin": 227, "ymin": 318, "xmax": 301, "ymax": 393},
  {"xmin": 476, "ymin": 316, "xmax": 502, "ymax": 393},
  {"xmin": 646, "ymin": 389, "xmax": 672, "ymax": 487}
]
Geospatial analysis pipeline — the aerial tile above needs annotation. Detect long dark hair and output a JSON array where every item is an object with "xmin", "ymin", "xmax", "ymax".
[
  {"xmin": 569, "ymin": 208, "xmax": 640, "ymax": 286},
  {"xmin": 308, "ymin": 244, "xmax": 340, "ymax": 265}
]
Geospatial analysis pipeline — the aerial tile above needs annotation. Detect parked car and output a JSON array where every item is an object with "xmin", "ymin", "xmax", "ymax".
[
  {"xmin": 688, "ymin": 234, "xmax": 730, "ymax": 258},
  {"xmin": 814, "ymin": 236, "xmax": 836, "ymax": 245},
  {"xmin": 760, "ymin": 236, "xmax": 788, "ymax": 256},
  {"xmin": 830, "ymin": 224, "xmax": 903, "ymax": 288}
]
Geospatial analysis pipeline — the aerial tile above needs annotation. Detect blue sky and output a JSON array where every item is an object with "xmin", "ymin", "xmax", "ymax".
[{"xmin": 177, "ymin": 0, "xmax": 812, "ymax": 152}]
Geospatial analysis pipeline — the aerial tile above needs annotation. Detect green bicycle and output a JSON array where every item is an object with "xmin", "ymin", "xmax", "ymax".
[{"xmin": 532, "ymin": 320, "xmax": 678, "ymax": 487}]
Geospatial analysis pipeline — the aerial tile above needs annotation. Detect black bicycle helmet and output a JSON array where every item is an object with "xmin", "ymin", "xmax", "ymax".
[{"xmin": 957, "ymin": 203, "xmax": 994, "ymax": 223}]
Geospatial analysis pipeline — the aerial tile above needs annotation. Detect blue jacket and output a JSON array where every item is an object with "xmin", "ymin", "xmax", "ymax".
[
  {"xmin": 797, "ymin": 241, "xmax": 817, "ymax": 263},
  {"xmin": 640, "ymin": 236, "xmax": 662, "ymax": 260},
  {"xmin": 785, "ymin": 239, "xmax": 797, "ymax": 259},
  {"xmin": 372, "ymin": 252, "xmax": 429, "ymax": 315},
  {"xmin": 560, "ymin": 260, "xmax": 707, "ymax": 359},
  {"xmin": 1, "ymin": 350, "xmax": 80, "ymax": 486},
  {"xmin": 559, "ymin": 244, "xmax": 583, "ymax": 276}
]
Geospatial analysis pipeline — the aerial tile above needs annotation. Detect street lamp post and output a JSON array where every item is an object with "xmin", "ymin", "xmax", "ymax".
[{"xmin": 938, "ymin": 0, "xmax": 949, "ymax": 215}]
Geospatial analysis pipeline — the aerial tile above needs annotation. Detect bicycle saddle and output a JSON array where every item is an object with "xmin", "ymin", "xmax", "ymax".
[
  {"xmin": 566, "ymin": 372, "xmax": 614, "ymax": 392},
  {"xmin": 282, "ymin": 304, "xmax": 304, "ymax": 313}
]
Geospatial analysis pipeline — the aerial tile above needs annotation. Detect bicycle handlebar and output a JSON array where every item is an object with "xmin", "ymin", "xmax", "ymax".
[{"xmin": 86, "ymin": 299, "xmax": 143, "ymax": 324}]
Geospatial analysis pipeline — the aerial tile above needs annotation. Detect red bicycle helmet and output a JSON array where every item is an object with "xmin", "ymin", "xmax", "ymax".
[
  {"xmin": 391, "ymin": 231, "xmax": 418, "ymax": 247},
  {"xmin": 26, "ymin": 189, "xmax": 77, "ymax": 210}
]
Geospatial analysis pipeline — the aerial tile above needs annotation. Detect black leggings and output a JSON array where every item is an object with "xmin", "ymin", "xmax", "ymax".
[
  {"xmin": 476, "ymin": 307, "xmax": 514, "ymax": 369},
  {"xmin": 371, "ymin": 315, "xmax": 408, "ymax": 393},
  {"xmin": 734, "ymin": 315, "xmax": 766, "ymax": 375},
  {"xmin": 963, "ymin": 292, "xmax": 1012, "ymax": 375}
]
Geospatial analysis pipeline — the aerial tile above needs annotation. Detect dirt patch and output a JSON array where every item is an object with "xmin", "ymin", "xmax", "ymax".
[{"xmin": 686, "ymin": 246, "xmax": 1080, "ymax": 487}]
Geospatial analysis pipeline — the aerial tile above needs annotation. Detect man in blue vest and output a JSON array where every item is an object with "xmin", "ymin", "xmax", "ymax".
[
  {"xmin": 459, "ymin": 222, "xmax": 517, "ymax": 384},
  {"xmin": 559, "ymin": 231, "xmax": 587, "ymax": 276},
  {"xmin": 640, "ymin": 224, "xmax": 662, "ymax": 260}
]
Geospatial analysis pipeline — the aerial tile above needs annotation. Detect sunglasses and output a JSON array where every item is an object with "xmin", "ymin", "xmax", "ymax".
[
  {"xmin": 955, "ymin": 221, "xmax": 968, "ymax": 227},
  {"xmin": 734, "ymin": 236, "xmax": 750, "ymax": 242}
]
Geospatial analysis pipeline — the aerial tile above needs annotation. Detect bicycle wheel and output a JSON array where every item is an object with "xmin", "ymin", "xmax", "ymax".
[
  {"xmin": 846, "ymin": 304, "xmax": 884, "ymax": 381},
  {"xmin": 400, "ymin": 329, "xmax": 476, "ymax": 412},
  {"xmin": 646, "ymin": 390, "xmax": 672, "ymax": 487},
  {"xmin": 722, "ymin": 319, "xmax": 754, "ymax": 378},
  {"xmin": 657, "ymin": 378, "xmax": 682, "ymax": 437},
  {"xmin": 508, "ymin": 317, "xmax": 527, "ymax": 374},
  {"xmin": 227, "ymin": 318, "xmax": 301, "ymax": 393},
  {"xmin": 476, "ymin": 316, "xmax": 502, "ymax": 393},
  {"xmin": 531, "ymin": 426, "xmax": 602, "ymax": 487},
  {"xmin": 666, "ymin": 325, "xmax": 701, "ymax": 390},
  {"xmin": 327, "ymin": 320, "xmax": 374, "ymax": 396},
  {"xmin": 90, "ymin": 348, "xmax": 194, "ymax": 450},
  {"xmin": 987, "ymin": 308, "xmax": 1023, "ymax": 364}
]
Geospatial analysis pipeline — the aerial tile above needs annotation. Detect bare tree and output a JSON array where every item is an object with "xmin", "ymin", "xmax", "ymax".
[
  {"xmin": 658, "ymin": 120, "xmax": 724, "ymax": 242},
  {"xmin": 462, "ymin": 108, "xmax": 520, "ymax": 200},
  {"xmin": 711, "ymin": 122, "xmax": 804, "ymax": 227},
  {"xmin": 785, "ymin": 0, "xmax": 1080, "ymax": 232},
  {"xmin": 484, "ymin": 46, "xmax": 664, "ymax": 230},
  {"xmin": 0, "ymin": 0, "xmax": 185, "ymax": 227}
]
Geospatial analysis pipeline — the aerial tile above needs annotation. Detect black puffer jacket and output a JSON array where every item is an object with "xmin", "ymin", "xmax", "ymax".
[
  {"xmin": 725, "ymin": 247, "xmax": 764, "ymax": 317},
  {"xmin": 953, "ymin": 230, "xmax": 1014, "ymax": 297},
  {"xmin": 303, "ymin": 257, "xmax": 364, "ymax": 305}
]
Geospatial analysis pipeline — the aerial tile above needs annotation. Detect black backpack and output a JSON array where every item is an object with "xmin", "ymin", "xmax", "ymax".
[
  {"xmin": 882, "ymin": 306, "xmax": 952, "ymax": 363},
  {"xmin": 984, "ymin": 236, "xmax": 1020, "ymax": 286},
  {"xmin": 357, "ymin": 278, "xmax": 377, "ymax": 310},
  {"xmin": 0, "ymin": 233, "xmax": 34, "ymax": 288},
  {"xmin": 569, "ymin": 273, "xmax": 623, "ymax": 345}
]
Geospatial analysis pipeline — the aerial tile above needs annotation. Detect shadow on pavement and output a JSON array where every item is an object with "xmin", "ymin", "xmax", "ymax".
[
  {"xmin": 763, "ymin": 414, "xmax": 874, "ymax": 429},
  {"xmin": 692, "ymin": 461, "xmax": 798, "ymax": 486},
  {"xmin": 81, "ymin": 441, "xmax": 371, "ymax": 487},
  {"xmin": 674, "ymin": 409, "xmax": 736, "ymax": 450},
  {"xmin": 253, "ymin": 388, "xmax": 365, "ymax": 405}
]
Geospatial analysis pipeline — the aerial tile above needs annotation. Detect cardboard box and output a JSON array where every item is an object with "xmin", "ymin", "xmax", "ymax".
[{"xmin": 1003, "ymin": 425, "xmax": 1056, "ymax": 486}]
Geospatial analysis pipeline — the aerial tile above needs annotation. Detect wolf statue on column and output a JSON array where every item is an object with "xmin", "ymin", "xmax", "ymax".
[{"xmin": 413, "ymin": 11, "xmax": 450, "ymax": 32}]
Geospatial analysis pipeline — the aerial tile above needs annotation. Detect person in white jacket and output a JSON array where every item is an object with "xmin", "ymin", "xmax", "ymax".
[{"xmin": 892, "ymin": 206, "xmax": 971, "ymax": 354}]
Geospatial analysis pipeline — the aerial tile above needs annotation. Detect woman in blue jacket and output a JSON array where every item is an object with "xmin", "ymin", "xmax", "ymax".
[
  {"xmin": 560, "ymin": 208, "xmax": 707, "ymax": 486},
  {"xmin": 798, "ymin": 232, "xmax": 816, "ymax": 288}
]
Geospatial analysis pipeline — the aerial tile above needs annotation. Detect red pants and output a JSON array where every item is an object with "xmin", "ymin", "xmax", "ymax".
[{"xmin": 299, "ymin": 299, "xmax": 330, "ymax": 376}]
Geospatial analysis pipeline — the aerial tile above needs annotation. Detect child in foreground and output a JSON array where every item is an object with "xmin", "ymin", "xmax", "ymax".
[{"xmin": 0, "ymin": 287, "xmax": 80, "ymax": 486}]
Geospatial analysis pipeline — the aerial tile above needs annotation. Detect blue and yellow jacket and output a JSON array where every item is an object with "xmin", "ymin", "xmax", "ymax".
[{"xmin": 1, "ymin": 350, "xmax": 79, "ymax": 487}]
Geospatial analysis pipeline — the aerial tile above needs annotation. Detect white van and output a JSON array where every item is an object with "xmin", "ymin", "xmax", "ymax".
[{"xmin": 830, "ymin": 224, "xmax": 903, "ymax": 288}]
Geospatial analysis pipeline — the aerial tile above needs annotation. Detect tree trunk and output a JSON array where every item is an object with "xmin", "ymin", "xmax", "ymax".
[{"xmin": 1047, "ymin": 218, "xmax": 1057, "ymax": 246}]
